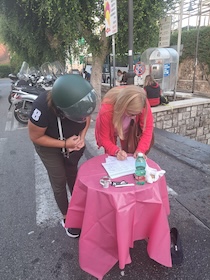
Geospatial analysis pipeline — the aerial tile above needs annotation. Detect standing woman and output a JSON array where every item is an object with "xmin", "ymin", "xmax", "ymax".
[
  {"xmin": 144, "ymin": 75, "xmax": 161, "ymax": 107},
  {"xmin": 28, "ymin": 74, "xmax": 96, "ymax": 238},
  {"xmin": 95, "ymin": 85, "xmax": 153, "ymax": 161},
  {"xmin": 116, "ymin": 69, "xmax": 123, "ymax": 85},
  {"xmin": 121, "ymin": 71, "xmax": 128, "ymax": 85}
]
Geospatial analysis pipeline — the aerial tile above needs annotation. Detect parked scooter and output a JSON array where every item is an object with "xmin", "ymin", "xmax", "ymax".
[
  {"xmin": 12, "ymin": 87, "xmax": 46, "ymax": 124},
  {"xmin": 9, "ymin": 61, "xmax": 65, "ymax": 124},
  {"xmin": 8, "ymin": 62, "xmax": 36, "ymax": 104},
  {"xmin": 8, "ymin": 73, "xmax": 19, "ymax": 85}
]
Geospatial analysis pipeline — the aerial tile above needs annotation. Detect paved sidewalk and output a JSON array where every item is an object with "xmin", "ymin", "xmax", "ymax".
[{"xmin": 153, "ymin": 127, "xmax": 210, "ymax": 175}]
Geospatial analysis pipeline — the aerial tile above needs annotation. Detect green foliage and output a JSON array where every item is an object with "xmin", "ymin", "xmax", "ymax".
[
  {"xmin": 0, "ymin": 64, "xmax": 12, "ymax": 78},
  {"xmin": 0, "ymin": 0, "xmax": 65, "ymax": 65},
  {"xmin": 0, "ymin": 0, "xmax": 176, "ymax": 67},
  {"xmin": 10, "ymin": 53, "xmax": 24, "ymax": 74},
  {"xmin": 170, "ymin": 26, "xmax": 210, "ymax": 70},
  {"xmin": 116, "ymin": 0, "xmax": 175, "ymax": 55}
]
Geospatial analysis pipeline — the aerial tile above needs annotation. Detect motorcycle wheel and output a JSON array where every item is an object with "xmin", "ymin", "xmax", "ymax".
[{"xmin": 14, "ymin": 101, "xmax": 32, "ymax": 125}]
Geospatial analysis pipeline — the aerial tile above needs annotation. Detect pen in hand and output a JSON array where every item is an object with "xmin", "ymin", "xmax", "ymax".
[{"xmin": 116, "ymin": 149, "xmax": 127, "ymax": 161}]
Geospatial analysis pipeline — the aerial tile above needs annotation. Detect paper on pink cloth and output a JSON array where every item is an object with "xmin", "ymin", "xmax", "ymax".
[{"xmin": 65, "ymin": 154, "xmax": 172, "ymax": 280}]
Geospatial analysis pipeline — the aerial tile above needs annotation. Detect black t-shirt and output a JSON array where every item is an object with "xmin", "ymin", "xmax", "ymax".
[{"xmin": 29, "ymin": 91, "xmax": 86, "ymax": 139}]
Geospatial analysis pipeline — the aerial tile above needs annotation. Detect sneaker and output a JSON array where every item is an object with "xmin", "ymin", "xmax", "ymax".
[{"xmin": 61, "ymin": 219, "xmax": 81, "ymax": 238}]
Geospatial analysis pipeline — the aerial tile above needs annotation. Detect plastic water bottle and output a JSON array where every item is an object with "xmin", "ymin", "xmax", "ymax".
[{"xmin": 135, "ymin": 152, "xmax": 146, "ymax": 185}]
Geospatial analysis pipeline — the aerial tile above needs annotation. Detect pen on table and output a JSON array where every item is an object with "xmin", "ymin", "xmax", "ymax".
[{"xmin": 113, "ymin": 183, "xmax": 135, "ymax": 187}]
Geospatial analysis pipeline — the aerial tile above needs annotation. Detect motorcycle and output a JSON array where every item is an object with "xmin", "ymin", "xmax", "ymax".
[
  {"xmin": 8, "ymin": 62, "xmax": 37, "ymax": 105},
  {"xmin": 11, "ymin": 87, "xmax": 46, "ymax": 124},
  {"xmin": 9, "ymin": 61, "xmax": 65, "ymax": 124}
]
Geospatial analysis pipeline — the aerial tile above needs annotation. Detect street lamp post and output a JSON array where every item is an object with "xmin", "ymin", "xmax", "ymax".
[
  {"xmin": 173, "ymin": 0, "xmax": 184, "ymax": 100},
  {"xmin": 127, "ymin": 0, "xmax": 135, "ymax": 85},
  {"xmin": 192, "ymin": 0, "xmax": 202, "ymax": 93}
]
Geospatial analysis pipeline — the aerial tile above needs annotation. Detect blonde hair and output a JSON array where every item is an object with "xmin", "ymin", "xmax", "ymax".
[
  {"xmin": 144, "ymin": 75, "xmax": 156, "ymax": 87},
  {"xmin": 102, "ymin": 85, "xmax": 147, "ymax": 139}
]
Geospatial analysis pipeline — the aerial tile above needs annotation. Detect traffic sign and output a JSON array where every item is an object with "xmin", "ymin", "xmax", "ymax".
[
  {"xmin": 134, "ymin": 62, "xmax": 145, "ymax": 77},
  {"xmin": 158, "ymin": 16, "xmax": 172, "ymax": 48}
]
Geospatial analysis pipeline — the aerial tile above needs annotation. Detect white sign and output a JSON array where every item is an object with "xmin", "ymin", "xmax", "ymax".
[
  {"xmin": 158, "ymin": 16, "xmax": 172, "ymax": 47},
  {"xmin": 104, "ymin": 0, "xmax": 118, "ymax": 37}
]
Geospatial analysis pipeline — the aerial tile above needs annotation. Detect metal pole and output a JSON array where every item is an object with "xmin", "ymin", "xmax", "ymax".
[
  {"xmin": 109, "ymin": 54, "xmax": 112, "ymax": 89},
  {"xmin": 127, "ymin": 0, "xmax": 135, "ymax": 85},
  {"xmin": 192, "ymin": 0, "xmax": 202, "ymax": 93},
  {"xmin": 112, "ymin": 34, "xmax": 116, "ymax": 87},
  {"xmin": 173, "ymin": 0, "xmax": 184, "ymax": 100}
]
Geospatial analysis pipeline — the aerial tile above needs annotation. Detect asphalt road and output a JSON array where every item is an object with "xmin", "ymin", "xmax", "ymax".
[{"xmin": 0, "ymin": 78, "xmax": 210, "ymax": 280}]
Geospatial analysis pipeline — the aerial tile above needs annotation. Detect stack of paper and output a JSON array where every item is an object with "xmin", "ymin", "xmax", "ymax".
[
  {"xmin": 102, "ymin": 156, "xmax": 135, "ymax": 179},
  {"xmin": 102, "ymin": 156, "xmax": 166, "ymax": 182}
]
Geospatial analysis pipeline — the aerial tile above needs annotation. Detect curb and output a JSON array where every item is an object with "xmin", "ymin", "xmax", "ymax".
[{"xmin": 153, "ymin": 128, "xmax": 210, "ymax": 175}]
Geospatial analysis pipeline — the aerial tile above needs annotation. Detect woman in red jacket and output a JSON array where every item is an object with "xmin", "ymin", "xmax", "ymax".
[{"xmin": 95, "ymin": 85, "xmax": 154, "ymax": 161}]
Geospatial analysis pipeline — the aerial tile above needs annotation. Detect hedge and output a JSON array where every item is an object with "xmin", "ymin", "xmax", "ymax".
[{"xmin": 0, "ymin": 64, "xmax": 12, "ymax": 78}]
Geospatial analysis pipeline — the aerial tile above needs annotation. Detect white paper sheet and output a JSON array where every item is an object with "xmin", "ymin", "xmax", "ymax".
[
  {"xmin": 102, "ymin": 156, "xmax": 135, "ymax": 179},
  {"xmin": 102, "ymin": 156, "xmax": 166, "ymax": 181}
]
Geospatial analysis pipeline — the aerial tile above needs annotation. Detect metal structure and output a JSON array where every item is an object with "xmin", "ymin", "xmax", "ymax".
[
  {"xmin": 167, "ymin": 0, "xmax": 210, "ymax": 96},
  {"xmin": 169, "ymin": 0, "xmax": 210, "ymax": 30},
  {"xmin": 127, "ymin": 0, "xmax": 135, "ymax": 85},
  {"xmin": 141, "ymin": 48, "xmax": 179, "ymax": 93}
]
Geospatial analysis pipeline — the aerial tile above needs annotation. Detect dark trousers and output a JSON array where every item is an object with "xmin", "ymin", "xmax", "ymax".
[{"xmin": 34, "ymin": 144, "xmax": 85, "ymax": 215}]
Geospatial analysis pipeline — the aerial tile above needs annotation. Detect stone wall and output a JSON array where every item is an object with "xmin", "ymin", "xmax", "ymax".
[
  {"xmin": 152, "ymin": 98, "xmax": 210, "ymax": 145},
  {"xmin": 177, "ymin": 58, "xmax": 210, "ymax": 95},
  {"xmin": 177, "ymin": 80, "xmax": 210, "ymax": 96}
]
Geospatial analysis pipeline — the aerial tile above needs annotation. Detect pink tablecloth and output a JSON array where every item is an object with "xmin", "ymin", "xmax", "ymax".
[{"xmin": 65, "ymin": 154, "xmax": 172, "ymax": 279}]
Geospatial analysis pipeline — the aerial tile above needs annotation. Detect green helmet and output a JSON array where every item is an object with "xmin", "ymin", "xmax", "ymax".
[{"xmin": 52, "ymin": 74, "xmax": 96, "ymax": 122}]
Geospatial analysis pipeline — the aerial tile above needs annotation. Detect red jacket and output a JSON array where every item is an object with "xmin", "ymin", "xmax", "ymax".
[{"xmin": 95, "ymin": 99, "xmax": 154, "ymax": 155}]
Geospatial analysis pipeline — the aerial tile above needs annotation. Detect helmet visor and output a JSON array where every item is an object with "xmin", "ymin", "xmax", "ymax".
[{"xmin": 59, "ymin": 89, "xmax": 96, "ymax": 123}]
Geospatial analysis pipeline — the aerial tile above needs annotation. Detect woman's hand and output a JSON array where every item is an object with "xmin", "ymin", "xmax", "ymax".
[
  {"xmin": 116, "ymin": 149, "xmax": 127, "ymax": 161},
  {"xmin": 133, "ymin": 151, "xmax": 147, "ymax": 160},
  {"xmin": 65, "ymin": 135, "xmax": 81, "ymax": 151},
  {"xmin": 75, "ymin": 138, "xmax": 85, "ymax": 150}
]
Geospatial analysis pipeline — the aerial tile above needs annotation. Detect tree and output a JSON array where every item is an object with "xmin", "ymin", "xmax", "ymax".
[
  {"xmin": 0, "ymin": 0, "xmax": 61, "ymax": 64},
  {"xmin": 30, "ymin": 0, "xmax": 110, "ymax": 97},
  {"xmin": 116, "ymin": 0, "xmax": 175, "ymax": 55},
  {"xmin": 0, "ymin": 0, "xmax": 175, "ymax": 98}
]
